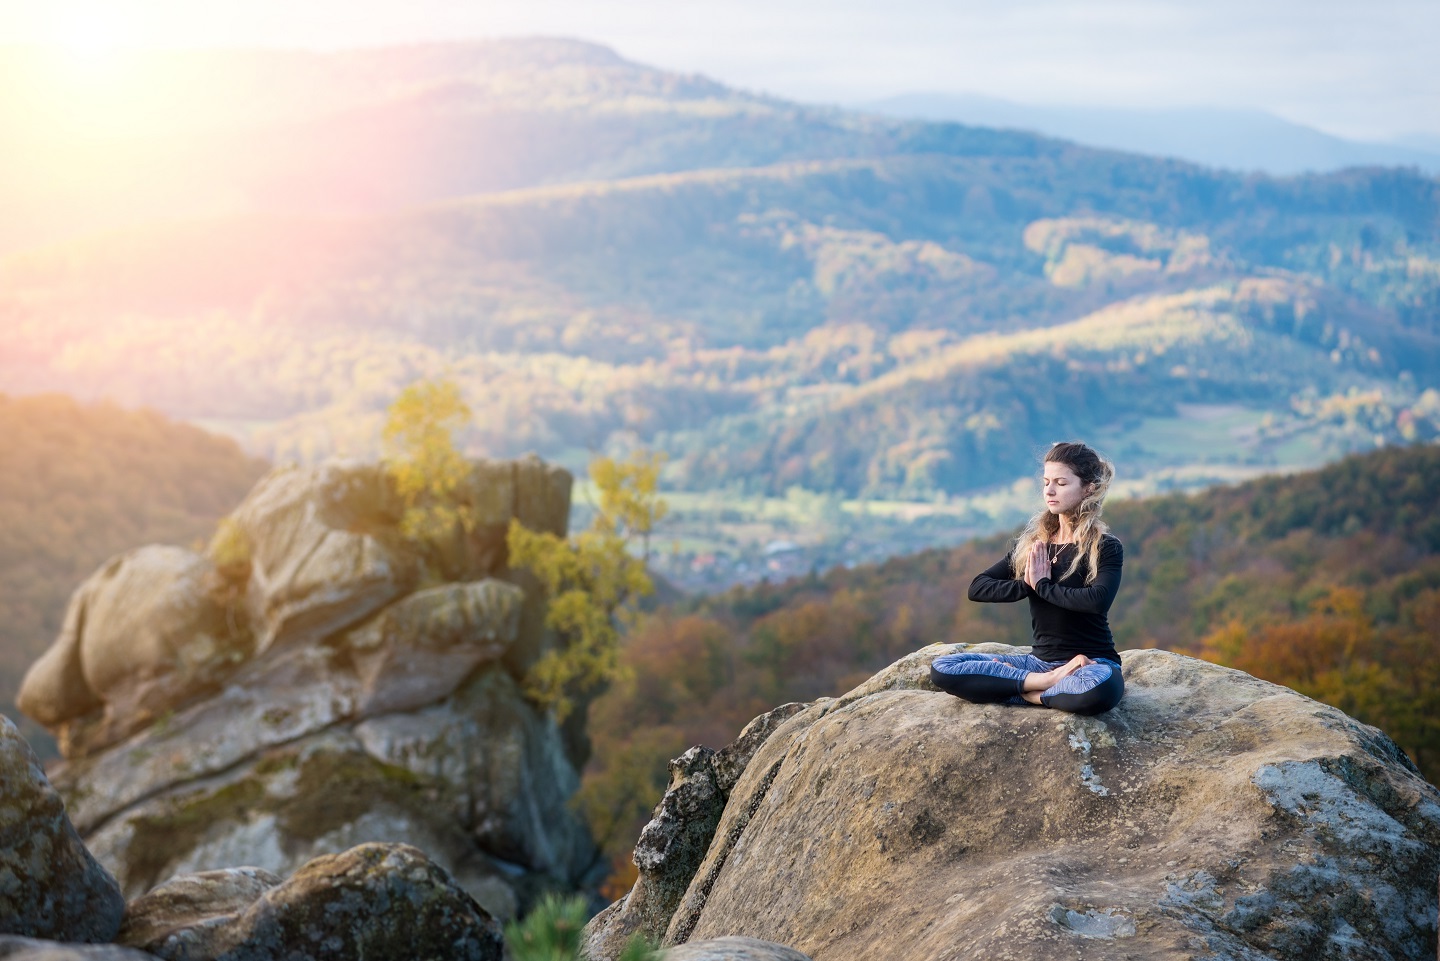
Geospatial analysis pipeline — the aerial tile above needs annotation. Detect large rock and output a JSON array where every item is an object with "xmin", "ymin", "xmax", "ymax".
[
  {"xmin": 27, "ymin": 455, "xmax": 594, "ymax": 920},
  {"xmin": 608, "ymin": 645, "xmax": 1440, "ymax": 961},
  {"xmin": 17, "ymin": 547, "xmax": 246, "ymax": 757},
  {"xmin": 0, "ymin": 716, "xmax": 125, "ymax": 943},
  {"xmin": 117, "ymin": 843, "xmax": 504, "ymax": 961}
]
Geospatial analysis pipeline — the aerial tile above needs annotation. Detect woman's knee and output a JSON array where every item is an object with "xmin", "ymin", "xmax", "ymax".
[
  {"xmin": 930, "ymin": 664, "xmax": 1023, "ymax": 704},
  {"xmin": 930, "ymin": 652, "xmax": 995, "ymax": 673},
  {"xmin": 1042, "ymin": 666, "xmax": 1124, "ymax": 715}
]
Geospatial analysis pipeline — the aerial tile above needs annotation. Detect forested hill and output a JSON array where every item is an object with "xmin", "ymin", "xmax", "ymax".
[
  {"xmin": 579, "ymin": 443, "xmax": 1440, "ymax": 876},
  {"xmin": 0, "ymin": 395, "xmax": 268, "ymax": 751},
  {"xmin": 3, "ymin": 39, "xmax": 1439, "ymax": 515}
]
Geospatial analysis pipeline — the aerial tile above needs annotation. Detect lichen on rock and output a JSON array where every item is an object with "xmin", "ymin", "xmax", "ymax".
[
  {"xmin": 0, "ymin": 716, "xmax": 125, "ymax": 944},
  {"xmin": 118, "ymin": 843, "xmax": 503, "ymax": 961}
]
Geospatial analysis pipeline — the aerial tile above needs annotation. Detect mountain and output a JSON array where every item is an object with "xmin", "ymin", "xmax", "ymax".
[
  {"xmin": 2, "ymin": 39, "xmax": 1440, "ymax": 577},
  {"xmin": 863, "ymin": 93, "xmax": 1440, "ymax": 176}
]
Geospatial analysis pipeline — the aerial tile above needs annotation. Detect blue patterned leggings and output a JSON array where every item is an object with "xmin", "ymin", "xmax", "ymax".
[{"xmin": 929, "ymin": 652, "xmax": 1124, "ymax": 716}]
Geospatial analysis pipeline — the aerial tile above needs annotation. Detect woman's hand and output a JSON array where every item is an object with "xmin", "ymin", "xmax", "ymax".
[{"xmin": 1024, "ymin": 541, "xmax": 1052, "ymax": 589}]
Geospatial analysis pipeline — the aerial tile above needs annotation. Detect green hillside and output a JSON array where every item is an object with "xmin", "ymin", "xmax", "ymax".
[
  {"xmin": 577, "ymin": 443, "xmax": 1440, "ymax": 880},
  {"xmin": 0, "ymin": 395, "xmax": 268, "ymax": 753}
]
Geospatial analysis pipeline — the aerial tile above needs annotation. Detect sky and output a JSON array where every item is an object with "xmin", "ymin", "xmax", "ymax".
[{"xmin": 3, "ymin": 0, "xmax": 1436, "ymax": 142}]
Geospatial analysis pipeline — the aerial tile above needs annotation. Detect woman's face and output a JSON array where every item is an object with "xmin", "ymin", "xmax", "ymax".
[{"xmin": 1042, "ymin": 461, "xmax": 1089, "ymax": 516}]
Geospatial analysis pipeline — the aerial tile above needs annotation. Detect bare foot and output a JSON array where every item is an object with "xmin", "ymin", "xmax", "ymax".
[{"xmin": 1020, "ymin": 655, "xmax": 1095, "ymax": 704}]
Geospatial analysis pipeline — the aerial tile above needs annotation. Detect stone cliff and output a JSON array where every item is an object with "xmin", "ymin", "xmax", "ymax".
[
  {"xmin": 16, "ymin": 456, "xmax": 596, "ymax": 919},
  {"xmin": 587, "ymin": 644, "xmax": 1440, "ymax": 961}
]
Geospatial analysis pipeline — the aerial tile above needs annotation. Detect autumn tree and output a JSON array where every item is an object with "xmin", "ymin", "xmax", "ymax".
[
  {"xmin": 507, "ymin": 450, "xmax": 668, "ymax": 719},
  {"xmin": 382, "ymin": 377, "xmax": 476, "ymax": 552}
]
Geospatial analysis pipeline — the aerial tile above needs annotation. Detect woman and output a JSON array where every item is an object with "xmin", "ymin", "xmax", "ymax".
[{"xmin": 930, "ymin": 441, "xmax": 1124, "ymax": 716}]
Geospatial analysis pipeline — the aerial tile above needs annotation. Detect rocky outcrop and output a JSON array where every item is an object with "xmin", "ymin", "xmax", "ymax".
[
  {"xmin": 592, "ymin": 644, "xmax": 1440, "ymax": 961},
  {"xmin": 117, "ymin": 843, "xmax": 503, "ymax": 961},
  {"xmin": 582, "ymin": 704, "xmax": 806, "ymax": 961},
  {"xmin": 19, "ymin": 456, "xmax": 593, "ymax": 919},
  {"xmin": 0, "ymin": 716, "xmax": 125, "ymax": 944}
]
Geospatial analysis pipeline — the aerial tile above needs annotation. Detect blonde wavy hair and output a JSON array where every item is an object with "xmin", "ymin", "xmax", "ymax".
[{"xmin": 1010, "ymin": 441, "xmax": 1115, "ymax": 585}]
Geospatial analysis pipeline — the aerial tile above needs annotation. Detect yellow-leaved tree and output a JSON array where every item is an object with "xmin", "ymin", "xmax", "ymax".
[
  {"xmin": 508, "ymin": 451, "xmax": 668, "ymax": 720},
  {"xmin": 382, "ymin": 377, "xmax": 476, "ymax": 547}
]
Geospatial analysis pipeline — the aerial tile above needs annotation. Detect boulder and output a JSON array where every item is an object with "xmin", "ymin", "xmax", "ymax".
[
  {"xmin": 231, "ymin": 462, "xmax": 410, "ymax": 656},
  {"xmin": 0, "ymin": 938, "xmax": 158, "ymax": 961},
  {"xmin": 0, "ymin": 716, "xmax": 125, "ymax": 943},
  {"xmin": 17, "ymin": 547, "xmax": 246, "ymax": 757},
  {"xmin": 117, "ymin": 843, "xmax": 504, "ymax": 961},
  {"xmin": 662, "ymin": 938, "xmax": 812, "ymax": 961},
  {"xmin": 117, "ymin": 868, "xmax": 282, "ymax": 950},
  {"xmin": 650, "ymin": 644, "xmax": 1440, "ymax": 961},
  {"xmin": 26, "ymin": 455, "xmax": 594, "ymax": 922}
]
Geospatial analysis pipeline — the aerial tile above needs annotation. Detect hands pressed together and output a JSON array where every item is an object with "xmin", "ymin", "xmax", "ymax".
[{"xmin": 1023, "ymin": 540, "xmax": 1052, "ymax": 589}]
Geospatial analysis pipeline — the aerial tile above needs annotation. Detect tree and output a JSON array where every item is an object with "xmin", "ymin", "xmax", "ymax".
[
  {"xmin": 381, "ymin": 377, "xmax": 476, "ymax": 546},
  {"xmin": 508, "ymin": 451, "xmax": 668, "ymax": 719}
]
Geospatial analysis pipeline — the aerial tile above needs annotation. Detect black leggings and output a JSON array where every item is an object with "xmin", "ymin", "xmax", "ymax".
[{"xmin": 929, "ymin": 652, "xmax": 1124, "ymax": 716}]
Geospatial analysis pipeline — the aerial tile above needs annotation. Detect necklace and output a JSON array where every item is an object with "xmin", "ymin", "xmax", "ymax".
[{"xmin": 1049, "ymin": 541, "xmax": 1071, "ymax": 564}]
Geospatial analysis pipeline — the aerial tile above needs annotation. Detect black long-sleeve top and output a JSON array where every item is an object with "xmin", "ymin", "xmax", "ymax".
[{"xmin": 967, "ymin": 534, "xmax": 1124, "ymax": 663}]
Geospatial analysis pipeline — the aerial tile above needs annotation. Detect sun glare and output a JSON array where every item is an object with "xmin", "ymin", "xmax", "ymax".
[{"xmin": 49, "ymin": 8, "xmax": 133, "ymax": 72}]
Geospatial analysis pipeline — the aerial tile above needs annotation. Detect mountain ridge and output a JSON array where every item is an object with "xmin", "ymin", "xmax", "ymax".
[{"xmin": 865, "ymin": 92, "xmax": 1440, "ymax": 175}]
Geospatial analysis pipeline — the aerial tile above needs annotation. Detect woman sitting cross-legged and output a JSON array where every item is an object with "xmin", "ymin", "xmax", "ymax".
[{"xmin": 931, "ymin": 441, "xmax": 1125, "ymax": 716}]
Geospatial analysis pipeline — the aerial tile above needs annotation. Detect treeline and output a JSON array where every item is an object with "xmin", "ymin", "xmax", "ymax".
[
  {"xmin": 577, "ymin": 443, "xmax": 1440, "ymax": 885},
  {"xmin": 0, "ymin": 394, "xmax": 267, "ymax": 752}
]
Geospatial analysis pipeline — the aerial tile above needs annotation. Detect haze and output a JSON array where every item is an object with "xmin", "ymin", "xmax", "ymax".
[{"xmin": 2, "ymin": 0, "xmax": 1435, "ymax": 142}]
